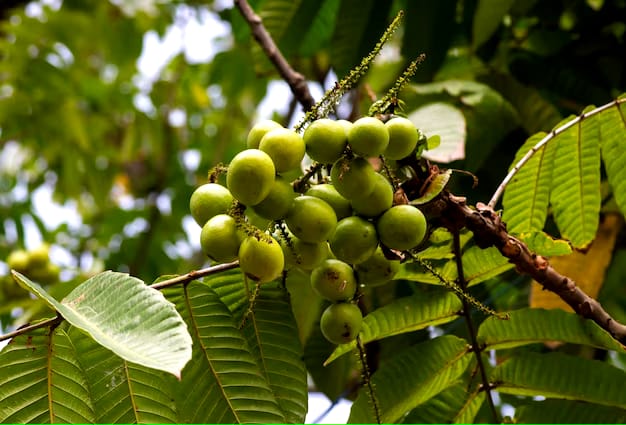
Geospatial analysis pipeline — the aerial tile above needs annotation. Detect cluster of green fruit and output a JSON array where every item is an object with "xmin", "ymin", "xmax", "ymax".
[
  {"xmin": 3, "ymin": 244, "xmax": 60, "ymax": 297},
  {"xmin": 189, "ymin": 116, "xmax": 427, "ymax": 345}
]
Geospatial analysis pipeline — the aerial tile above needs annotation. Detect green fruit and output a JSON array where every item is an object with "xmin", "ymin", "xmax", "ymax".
[
  {"xmin": 281, "ymin": 234, "xmax": 328, "ymax": 271},
  {"xmin": 311, "ymin": 259, "xmax": 357, "ymax": 301},
  {"xmin": 7, "ymin": 249, "xmax": 30, "ymax": 272},
  {"xmin": 189, "ymin": 183, "xmax": 234, "ymax": 226},
  {"xmin": 348, "ymin": 116, "xmax": 389, "ymax": 157},
  {"xmin": 330, "ymin": 156, "xmax": 377, "ymax": 200},
  {"xmin": 28, "ymin": 243, "xmax": 50, "ymax": 267},
  {"xmin": 320, "ymin": 302, "xmax": 362, "ymax": 344},
  {"xmin": 377, "ymin": 205, "xmax": 427, "ymax": 251},
  {"xmin": 329, "ymin": 216, "xmax": 378, "ymax": 265},
  {"xmin": 200, "ymin": 214, "xmax": 242, "ymax": 263},
  {"xmin": 259, "ymin": 128, "xmax": 306, "ymax": 172},
  {"xmin": 351, "ymin": 172, "xmax": 394, "ymax": 218},
  {"xmin": 239, "ymin": 235, "xmax": 285, "ymax": 283},
  {"xmin": 247, "ymin": 120, "xmax": 283, "ymax": 149},
  {"xmin": 384, "ymin": 116, "xmax": 419, "ymax": 159},
  {"xmin": 285, "ymin": 196, "xmax": 337, "ymax": 243},
  {"xmin": 355, "ymin": 247, "xmax": 400, "ymax": 287},
  {"xmin": 252, "ymin": 176, "xmax": 295, "ymax": 220},
  {"xmin": 227, "ymin": 149, "xmax": 276, "ymax": 206},
  {"xmin": 303, "ymin": 118, "xmax": 348, "ymax": 163},
  {"xmin": 305, "ymin": 184, "xmax": 352, "ymax": 220}
]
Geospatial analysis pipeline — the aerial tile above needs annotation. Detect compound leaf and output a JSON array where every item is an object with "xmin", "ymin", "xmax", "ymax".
[
  {"xmin": 600, "ymin": 96, "xmax": 626, "ymax": 216},
  {"xmin": 515, "ymin": 399, "xmax": 626, "ymax": 424}
]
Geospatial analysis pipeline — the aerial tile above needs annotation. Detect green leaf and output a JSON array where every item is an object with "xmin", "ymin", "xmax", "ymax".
[
  {"xmin": 550, "ymin": 112, "xmax": 602, "ymax": 248},
  {"xmin": 11, "ymin": 270, "xmax": 192, "ymax": 378},
  {"xmin": 0, "ymin": 325, "xmax": 95, "ymax": 424},
  {"xmin": 600, "ymin": 98, "xmax": 626, "ymax": 217},
  {"xmin": 67, "ymin": 325, "xmax": 179, "ymax": 423},
  {"xmin": 348, "ymin": 335, "xmax": 472, "ymax": 423},
  {"xmin": 453, "ymin": 390, "xmax": 485, "ymax": 424},
  {"xmin": 472, "ymin": 0, "xmax": 516, "ymax": 48},
  {"xmin": 462, "ymin": 245, "xmax": 513, "ymax": 286},
  {"xmin": 517, "ymin": 231, "xmax": 572, "ymax": 256},
  {"xmin": 164, "ymin": 282, "xmax": 286, "ymax": 423},
  {"xmin": 240, "ymin": 284, "xmax": 308, "ymax": 424},
  {"xmin": 477, "ymin": 307, "xmax": 626, "ymax": 351},
  {"xmin": 515, "ymin": 399, "xmax": 626, "ymax": 424},
  {"xmin": 408, "ymin": 102, "xmax": 466, "ymax": 163},
  {"xmin": 325, "ymin": 290, "xmax": 463, "ymax": 365},
  {"xmin": 491, "ymin": 352, "xmax": 626, "ymax": 408},
  {"xmin": 502, "ymin": 132, "xmax": 556, "ymax": 233},
  {"xmin": 410, "ymin": 169, "xmax": 452, "ymax": 205},
  {"xmin": 401, "ymin": 384, "xmax": 472, "ymax": 424},
  {"xmin": 204, "ymin": 268, "xmax": 249, "ymax": 319}
]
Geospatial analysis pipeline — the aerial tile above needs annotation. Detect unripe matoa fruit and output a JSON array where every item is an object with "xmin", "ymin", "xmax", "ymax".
[
  {"xmin": 384, "ymin": 117, "xmax": 419, "ymax": 160},
  {"xmin": 377, "ymin": 205, "xmax": 427, "ymax": 251},
  {"xmin": 189, "ymin": 183, "xmax": 234, "ymax": 227},
  {"xmin": 320, "ymin": 302, "xmax": 363, "ymax": 345},
  {"xmin": 227, "ymin": 149, "xmax": 275, "ymax": 206},
  {"xmin": 329, "ymin": 216, "xmax": 378, "ymax": 265},
  {"xmin": 303, "ymin": 118, "xmax": 348, "ymax": 163},
  {"xmin": 239, "ymin": 235, "xmax": 285, "ymax": 283},
  {"xmin": 259, "ymin": 128, "xmax": 306, "ymax": 172},
  {"xmin": 200, "ymin": 214, "xmax": 242, "ymax": 263},
  {"xmin": 330, "ymin": 156, "xmax": 377, "ymax": 200},
  {"xmin": 305, "ymin": 184, "xmax": 352, "ymax": 220},
  {"xmin": 285, "ymin": 196, "xmax": 337, "ymax": 243},
  {"xmin": 311, "ymin": 259, "xmax": 357, "ymax": 301},
  {"xmin": 246, "ymin": 120, "xmax": 283, "ymax": 149},
  {"xmin": 348, "ymin": 117, "xmax": 389, "ymax": 157}
]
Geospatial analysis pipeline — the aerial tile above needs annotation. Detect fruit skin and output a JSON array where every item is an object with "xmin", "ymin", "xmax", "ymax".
[
  {"xmin": 200, "ymin": 214, "xmax": 242, "ymax": 263},
  {"xmin": 285, "ymin": 196, "xmax": 337, "ymax": 243},
  {"xmin": 351, "ymin": 172, "xmax": 393, "ymax": 218},
  {"xmin": 252, "ymin": 176, "xmax": 295, "ymax": 220},
  {"xmin": 189, "ymin": 183, "xmax": 234, "ymax": 227},
  {"xmin": 303, "ymin": 118, "xmax": 348, "ymax": 163},
  {"xmin": 384, "ymin": 117, "xmax": 419, "ymax": 160},
  {"xmin": 330, "ymin": 156, "xmax": 377, "ymax": 200},
  {"xmin": 377, "ymin": 205, "xmax": 427, "ymax": 251},
  {"xmin": 310, "ymin": 259, "xmax": 357, "ymax": 301},
  {"xmin": 246, "ymin": 120, "xmax": 283, "ymax": 149},
  {"xmin": 329, "ymin": 216, "xmax": 378, "ymax": 265},
  {"xmin": 281, "ymin": 235, "xmax": 328, "ymax": 271},
  {"xmin": 259, "ymin": 128, "xmax": 306, "ymax": 172},
  {"xmin": 28, "ymin": 243, "xmax": 50, "ymax": 267},
  {"xmin": 7, "ymin": 249, "xmax": 30, "ymax": 272},
  {"xmin": 348, "ymin": 116, "xmax": 389, "ymax": 157},
  {"xmin": 305, "ymin": 184, "xmax": 352, "ymax": 220},
  {"xmin": 320, "ymin": 302, "xmax": 363, "ymax": 344},
  {"xmin": 227, "ymin": 149, "xmax": 276, "ymax": 206},
  {"xmin": 355, "ymin": 247, "xmax": 400, "ymax": 287},
  {"xmin": 239, "ymin": 235, "xmax": 285, "ymax": 283}
]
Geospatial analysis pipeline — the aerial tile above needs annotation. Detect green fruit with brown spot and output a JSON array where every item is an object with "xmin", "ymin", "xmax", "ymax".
[
  {"xmin": 320, "ymin": 302, "xmax": 362, "ymax": 345},
  {"xmin": 239, "ymin": 235, "xmax": 285, "ymax": 283},
  {"xmin": 310, "ymin": 259, "xmax": 357, "ymax": 301}
]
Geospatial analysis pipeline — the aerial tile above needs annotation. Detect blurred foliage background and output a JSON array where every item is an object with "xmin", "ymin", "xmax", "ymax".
[{"xmin": 0, "ymin": 0, "xmax": 625, "ymax": 339}]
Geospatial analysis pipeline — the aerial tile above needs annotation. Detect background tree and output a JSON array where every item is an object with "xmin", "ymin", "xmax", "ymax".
[{"xmin": 1, "ymin": 0, "xmax": 626, "ymax": 423}]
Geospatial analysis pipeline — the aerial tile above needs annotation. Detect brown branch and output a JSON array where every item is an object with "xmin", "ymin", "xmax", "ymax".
[
  {"xmin": 150, "ymin": 260, "xmax": 240, "ymax": 290},
  {"xmin": 0, "ymin": 315, "xmax": 62, "ymax": 342},
  {"xmin": 234, "ymin": 0, "xmax": 315, "ymax": 112},
  {"xmin": 437, "ymin": 191, "xmax": 626, "ymax": 347}
]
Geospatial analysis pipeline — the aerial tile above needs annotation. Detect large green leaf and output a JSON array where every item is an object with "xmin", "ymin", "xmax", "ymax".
[
  {"xmin": 0, "ymin": 325, "xmax": 95, "ymax": 424},
  {"xmin": 491, "ymin": 352, "xmax": 626, "ymax": 408},
  {"xmin": 515, "ymin": 399, "xmax": 626, "ymax": 424},
  {"xmin": 502, "ymin": 132, "xmax": 557, "ymax": 233},
  {"xmin": 408, "ymin": 102, "xmax": 466, "ymax": 163},
  {"xmin": 549, "ymin": 111, "xmax": 602, "ymax": 248},
  {"xmin": 204, "ymin": 268, "xmax": 249, "ymax": 319},
  {"xmin": 462, "ymin": 245, "xmax": 513, "ymax": 286},
  {"xmin": 164, "ymin": 282, "xmax": 286, "ymax": 423},
  {"xmin": 325, "ymin": 290, "xmax": 462, "ymax": 364},
  {"xmin": 472, "ymin": 0, "xmax": 516, "ymax": 48},
  {"xmin": 240, "ymin": 284, "xmax": 308, "ymax": 424},
  {"xmin": 12, "ymin": 270, "xmax": 192, "ymax": 377},
  {"xmin": 401, "ymin": 384, "xmax": 471, "ymax": 424},
  {"xmin": 600, "ymin": 95, "xmax": 626, "ymax": 216},
  {"xmin": 67, "ymin": 325, "xmax": 179, "ymax": 423},
  {"xmin": 478, "ymin": 308, "xmax": 626, "ymax": 351},
  {"xmin": 348, "ymin": 335, "xmax": 472, "ymax": 423}
]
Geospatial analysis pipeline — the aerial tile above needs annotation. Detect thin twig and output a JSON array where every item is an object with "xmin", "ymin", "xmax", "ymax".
[
  {"xmin": 234, "ymin": 0, "xmax": 315, "ymax": 111},
  {"xmin": 150, "ymin": 261, "xmax": 240, "ymax": 290},
  {"xmin": 488, "ymin": 97, "xmax": 626, "ymax": 209},
  {"xmin": 357, "ymin": 335, "xmax": 381, "ymax": 424},
  {"xmin": 0, "ymin": 315, "xmax": 63, "ymax": 342},
  {"xmin": 452, "ymin": 230, "xmax": 499, "ymax": 423}
]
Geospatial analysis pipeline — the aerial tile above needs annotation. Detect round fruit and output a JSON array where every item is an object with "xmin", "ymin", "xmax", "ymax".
[
  {"xmin": 320, "ymin": 302, "xmax": 363, "ymax": 345},
  {"xmin": 377, "ymin": 205, "xmax": 427, "ymax": 251},
  {"xmin": 189, "ymin": 183, "xmax": 234, "ymax": 226},
  {"xmin": 226, "ymin": 149, "xmax": 276, "ymax": 206},
  {"xmin": 239, "ymin": 235, "xmax": 285, "ymax": 283},
  {"xmin": 246, "ymin": 120, "xmax": 283, "ymax": 149},
  {"xmin": 351, "ymin": 172, "xmax": 393, "ymax": 218},
  {"xmin": 281, "ymin": 235, "xmax": 328, "ymax": 271},
  {"xmin": 348, "ymin": 116, "xmax": 389, "ymax": 157},
  {"xmin": 259, "ymin": 128, "xmax": 306, "ymax": 172},
  {"xmin": 310, "ymin": 259, "xmax": 357, "ymax": 301},
  {"xmin": 200, "ymin": 214, "xmax": 242, "ymax": 263},
  {"xmin": 384, "ymin": 116, "xmax": 419, "ymax": 159},
  {"xmin": 355, "ymin": 247, "xmax": 400, "ymax": 287},
  {"xmin": 303, "ymin": 118, "xmax": 348, "ymax": 163},
  {"xmin": 305, "ymin": 184, "xmax": 352, "ymax": 220},
  {"xmin": 252, "ymin": 176, "xmax": 295, "ymax": 220},
  {"xmin": 7, "ymin": 249, "xmax": 30, "ymax": 272},
  {"xmin": 330, "ymin": 156, "xmax": 377, "ymax": 200},
  {"xmin": 285, "ymin": 196, "xmax": 337, "ymax": 243},
  {"xmin": 329, "ymin": 216, "xmax": 378, "ymax": 265},
  {"xmin": 28, "ymin": 243, "xmax": 50, "ymax": 267}
]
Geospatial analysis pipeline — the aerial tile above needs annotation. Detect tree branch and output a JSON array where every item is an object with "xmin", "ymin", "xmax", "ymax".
[
  {"xmin": 150, "ymin": 260, "xmax": 240, "ymax": 290},
  {"xmin": 234, "ymin": 0, "xmax": 315, "ymax": 111}
]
